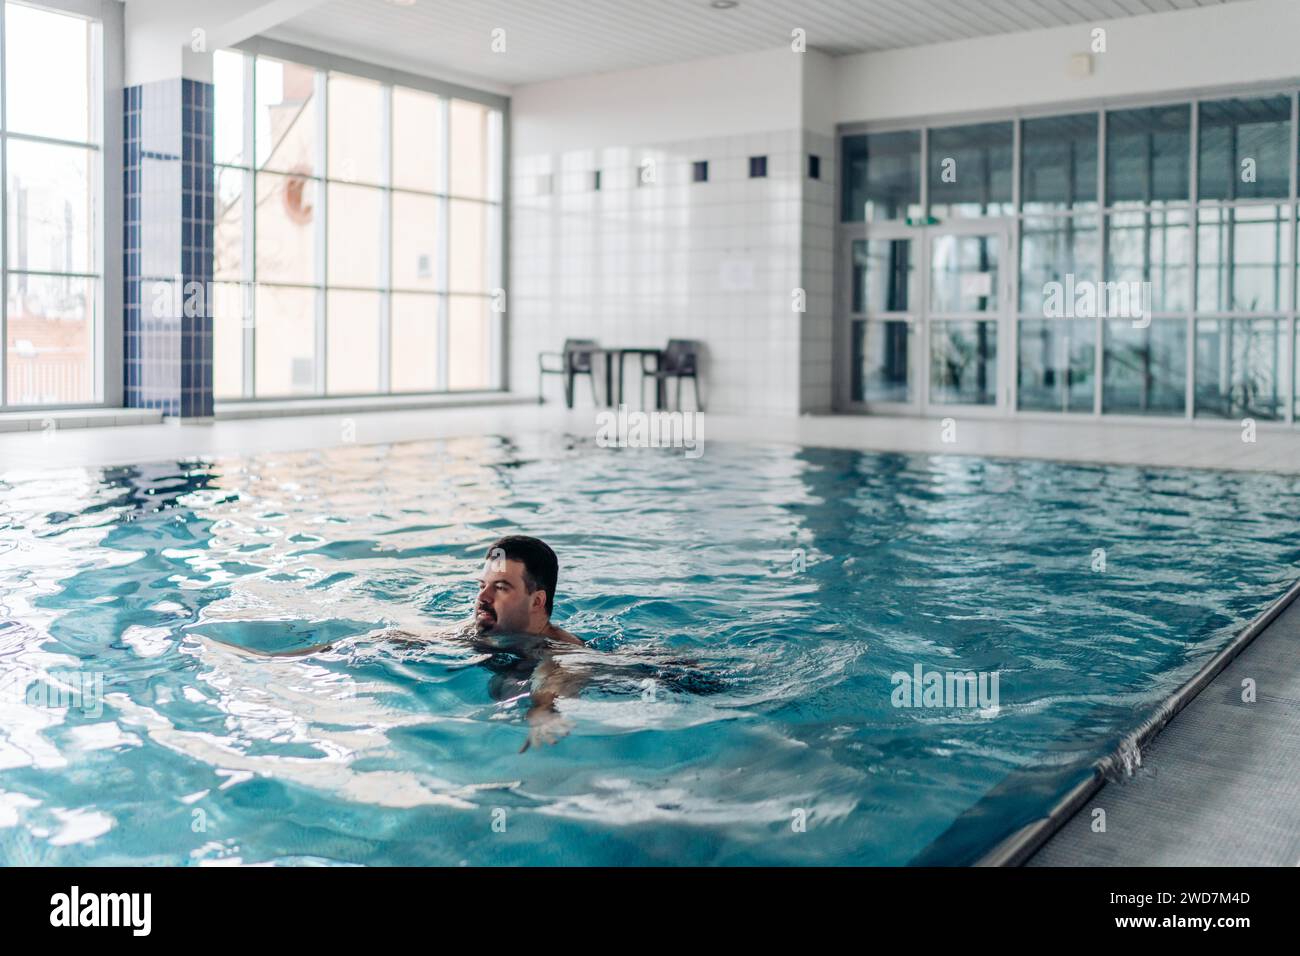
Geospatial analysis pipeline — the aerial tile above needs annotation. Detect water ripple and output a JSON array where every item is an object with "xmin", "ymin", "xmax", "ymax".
[{"xmin": 0, "ymin": 436, "xmax": 1297, "ymax": 864}]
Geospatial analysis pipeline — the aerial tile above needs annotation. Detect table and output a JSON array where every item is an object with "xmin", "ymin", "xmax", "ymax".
[{"xmin": 598, "ymin": 347, "xmax": 663, "ymax": 408}]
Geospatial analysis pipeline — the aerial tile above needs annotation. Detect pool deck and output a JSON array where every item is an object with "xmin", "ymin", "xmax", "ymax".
[
  {"xmin": 4, "ymin": 399, "xmax": 1300, "ymax": 474},
  {"xmin": 1027, "ymin": 586, "xmax": 1300, "ymax": 867}
]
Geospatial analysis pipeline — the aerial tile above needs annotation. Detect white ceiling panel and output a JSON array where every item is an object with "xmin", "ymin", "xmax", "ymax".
[{"xmin": 264, "ymin": 0, "xmax": 1253, "ymax": 88}]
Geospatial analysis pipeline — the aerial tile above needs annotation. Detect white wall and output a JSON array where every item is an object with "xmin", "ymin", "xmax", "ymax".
[
  {"xmin": 802, "ymin": 48, "xmax": 837, "ymax": 138},
  {"xmin": 833, "ymin": 0, "xmax": 1300, "ymax": 126},
  {"xmin": 511, "ymin": 48, "xmax": 824, "ymax": 415},
  {"xmin": 513, "ymin": 48, "xmax": 803, "ymax": 154},
  {"xmin": 799, "ymin": 51, "xmax": 838, "ymax": 413}
]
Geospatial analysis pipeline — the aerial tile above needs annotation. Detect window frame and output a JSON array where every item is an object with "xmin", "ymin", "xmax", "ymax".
[{"xmin": 217, "ymin": 36, "xmax": 508, "ymax": 401}]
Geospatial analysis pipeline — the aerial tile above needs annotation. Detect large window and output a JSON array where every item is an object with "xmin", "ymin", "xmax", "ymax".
[
  {"xmin": 928, "ymin": 121, "xmax": 1013, "ymax": 220},
  {"xmin": 1017, "ymin": 114, "xmax": 1100, "ymax": 413},
  {"xmin": 1192, "ymin": 95, "xmax": 1293, "ymax": 420},
  {"xmin": 840, "ymin": 90, "xmax": 1300, "ymax": 424},
  {"xmin": 213, "ymin": 48, "xmax": 503, "ymax": 399},
  {"xmin": 1, "ymin": 2, "xmax": 102, "ymax": 407},
  {"xmin": 841, "ymin": 130, "xmax": 921, "ymax": 223}
]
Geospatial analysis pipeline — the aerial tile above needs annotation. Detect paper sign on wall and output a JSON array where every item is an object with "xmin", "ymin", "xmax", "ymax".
[
  {"xmin": 961, "ymin": 272, "xmax": 993, "ymax": 297},
  {"xmin": 720, "ymin": 259, "xmax": 755, "ymax": 291}
]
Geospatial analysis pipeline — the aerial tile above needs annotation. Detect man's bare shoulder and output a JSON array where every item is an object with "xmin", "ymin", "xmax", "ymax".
[{"xmin": 544, "ymin": 623, "xmax": 585, "ymax": 646}]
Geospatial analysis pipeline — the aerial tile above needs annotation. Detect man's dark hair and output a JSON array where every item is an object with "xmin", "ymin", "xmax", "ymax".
[{"xmin": 487, "ymin": 535, "xmax": 558, "ymax": 616}]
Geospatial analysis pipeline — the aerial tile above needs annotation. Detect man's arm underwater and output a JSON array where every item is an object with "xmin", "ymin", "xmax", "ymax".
[
  {"xmin": 522, "ymin": 647, "xmax": 590, "ymax": 752},
  {"xmin": 379, "ymin": 621, "xmax": 591, "ymax": 752}
]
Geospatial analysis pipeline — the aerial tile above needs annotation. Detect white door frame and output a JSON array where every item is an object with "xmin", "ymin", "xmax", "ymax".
[
  {"xmin": 837, "ymin": 217, "xmax": 1015, "ymax": 417},
  {"xmin": 837, "ymin": 221, "xmax": 922, "ymax": 414},
  {"xmin": 920, "ymin": 218, "xmax": 1014, "ymax": 419}
]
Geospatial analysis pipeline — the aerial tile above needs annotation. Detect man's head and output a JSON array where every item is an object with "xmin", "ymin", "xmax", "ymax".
[{"xmin": 474, "ymin": 535, "xmax": 559, "ymax": 635}]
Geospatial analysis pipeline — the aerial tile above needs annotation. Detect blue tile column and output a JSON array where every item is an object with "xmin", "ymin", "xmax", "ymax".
[{"xmin": 123, "ymin": 79, "xmax": 214, "ymax": 419}]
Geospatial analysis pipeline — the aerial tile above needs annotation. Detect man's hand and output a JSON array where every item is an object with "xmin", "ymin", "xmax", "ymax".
[{"xmin": 521, "ymin": 704, "xmax": 572, "ymax": 752}]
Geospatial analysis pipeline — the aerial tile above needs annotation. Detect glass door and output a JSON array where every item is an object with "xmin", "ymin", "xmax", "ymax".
[
  {"xmin": 920, "ymin": 221, "xmax": 1011, "ymax": 417},
  {"xmin": 838, "ymin": 219, "xmax": 1012, "ymax": 416},
  {"xmin": 842, "ymin": 225, "xmax": 920, "ymax": 413}
]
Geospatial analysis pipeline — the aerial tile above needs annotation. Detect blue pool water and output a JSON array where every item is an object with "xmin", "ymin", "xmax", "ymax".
[{"xmin": 0, "ymin": 435, "xmax": 1297, "ymax": 865}]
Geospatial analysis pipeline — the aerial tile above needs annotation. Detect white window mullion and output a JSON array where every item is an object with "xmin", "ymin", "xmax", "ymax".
[
  {"xmin": 1095, "ymin": 110, "xmax": 1105, "ymax": 417},
  {"xmin": 314, "ymin": 69, "xmax": 327, "ymax": 395},
  {"xmin": 1, "ymin": 2, "xmax": 9, "ymax": 411},
  {"xmin": 437, "ymin": 95, "xmax": 450, "ymax": 391},
  {"xmin": 242, "ymin": 53, "xmax": 256, "ymax": 399},
  {"xmin": 1008, "ymin": 117, "xmax": 1020, "ymax": 415},
  {"xmin": 488, "ymin": 108, "xmax": 503, "ymax": 390},
  {"xmin": 1186, "ymin": 99, "xmax": 1199, "ymax": 420},
  {"xmin": 91, "ymin": 17, "xmax": 104, "ymax": 404},
  {"xmin": 379, "ymin": 84, "xmax": 392, "ymax": 393},
  {"xmin": 1288, "ymin": 91, "xmax": 1298, "ymax": 424}
]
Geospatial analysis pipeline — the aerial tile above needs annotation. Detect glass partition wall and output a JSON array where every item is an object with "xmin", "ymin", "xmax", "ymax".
[{"xmin": 838, "ymin": 89, "xmax": 1300, "ymax": 424}]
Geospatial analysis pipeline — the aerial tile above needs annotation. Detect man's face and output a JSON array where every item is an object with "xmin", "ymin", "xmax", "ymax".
[{"xmin": 475, "ymin": 558, "xmax": 542, "ymax": 635}]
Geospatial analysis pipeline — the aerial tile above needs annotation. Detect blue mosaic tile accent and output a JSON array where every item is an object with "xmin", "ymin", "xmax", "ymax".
[{"xmin": 123, "ymin": 78, "xmax": 214, "ymax": 419}]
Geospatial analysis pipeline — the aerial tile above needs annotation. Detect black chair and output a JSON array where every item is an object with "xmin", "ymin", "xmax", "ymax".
[
  {"xmin": 538, "ymin": 339, "xmax": 601, "ymax": 408},
  {"xmin": 641, "ymin": 339, "xmax": 704, "ymax": 411}
]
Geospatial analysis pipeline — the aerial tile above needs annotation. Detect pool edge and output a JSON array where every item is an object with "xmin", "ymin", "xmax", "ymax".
[{"xmin": 973, "ymin": 574, "xmax": 1300, "ymax": 868}]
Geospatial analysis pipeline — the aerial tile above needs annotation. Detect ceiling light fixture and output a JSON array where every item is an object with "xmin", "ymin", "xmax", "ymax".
[{"xmin": 711, "ymin": 1, "xmax": 739, "ymax": 9}]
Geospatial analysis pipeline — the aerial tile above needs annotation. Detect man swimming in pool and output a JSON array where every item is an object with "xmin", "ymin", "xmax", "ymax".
[
  {"xmin": 223, "ymin": 534, "xmax": 711, "ymax": 752},
  {"xmin": 468, "ymin": 535, "xmax": 588, "ymax": 751},
  {"xmin": 378, "ymin": 535, "xmax": 588, "ymax": 751}
]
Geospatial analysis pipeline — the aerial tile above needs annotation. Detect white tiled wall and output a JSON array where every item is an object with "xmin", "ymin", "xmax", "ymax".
[
  {"xmin": 511, "ymin": 128, "xmax": 823, "ymax": 415},
  {"xmin": 799, "ymin": 130, "xmax": 836, "ymax": 415}
]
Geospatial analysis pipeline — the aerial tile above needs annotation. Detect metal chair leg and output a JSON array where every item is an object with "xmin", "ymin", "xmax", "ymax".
[{"xmin": 564, "ymin": 372, "xmax": 574, "ymax": 408}]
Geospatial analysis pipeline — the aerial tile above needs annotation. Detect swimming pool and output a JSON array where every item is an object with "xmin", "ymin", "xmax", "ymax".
[{"xmin": 1, "ymin": 435, "xmax": 1296, "ymax": 865}]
